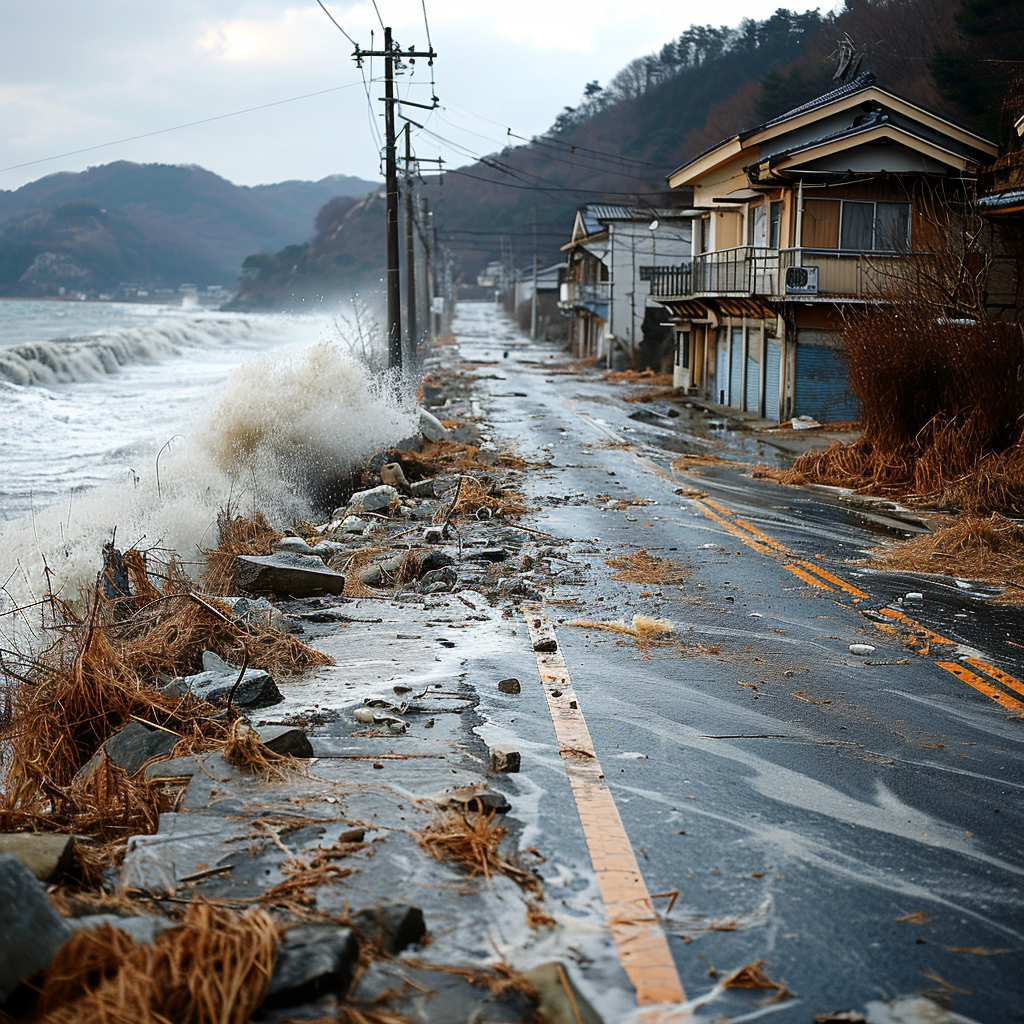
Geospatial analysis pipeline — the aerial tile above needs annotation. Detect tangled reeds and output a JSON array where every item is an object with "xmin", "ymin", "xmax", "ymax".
[
  {"xmin": 606, "ymin": 550, "xmax": 693, "ymax": 585},
  {"xmin": 20, "ymin": 902, "xmax": 277, "ymax": 1024},
  {"xmin": 202, "ymin": 510, "xmax": 283, "ymax": 595}
]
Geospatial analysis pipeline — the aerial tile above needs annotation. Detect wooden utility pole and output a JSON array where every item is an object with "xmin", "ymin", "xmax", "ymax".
[{"xmin": 353, "ymin": 31, "xmax": 436, "ymax": 371}]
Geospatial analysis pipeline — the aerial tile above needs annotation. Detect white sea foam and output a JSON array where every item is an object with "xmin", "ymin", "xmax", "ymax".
[
  {"xmin": 0, "ymin": 317, "xmax": 266, "ymax": 386},
  {"xmin": 0, "ymin": 340, "xmax": 416, "ymax": 610}
]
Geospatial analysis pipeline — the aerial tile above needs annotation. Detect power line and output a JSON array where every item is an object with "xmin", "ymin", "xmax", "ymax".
[
  {"xmin": 443, "ymin": 165, "xmax": 671, "ymax": 198},
  {"xmin": 371, "ymin": 0, "xmax": 386, "ymax": 32},
  {"xmin": 313, "ymin": 0, "xmax": 357, "ymax": 46},
  {"xmin": 0, "ymin": 83, "xmax": 365, "ymax": 176}
]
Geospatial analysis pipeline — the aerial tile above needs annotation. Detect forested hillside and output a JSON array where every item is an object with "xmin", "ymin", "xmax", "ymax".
[
  {"xmin": 0, "ymin": 162, "xmax": 375, "ymax": 295},
  {"xmin": 235, "ymin": 0, "xmax": 1014, "ymax": 309}
]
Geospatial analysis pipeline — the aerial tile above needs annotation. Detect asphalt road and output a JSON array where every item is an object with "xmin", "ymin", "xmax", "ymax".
[{"xmin": 453, "ymin": 301, "xmax": 1024, "ymax": 1023}]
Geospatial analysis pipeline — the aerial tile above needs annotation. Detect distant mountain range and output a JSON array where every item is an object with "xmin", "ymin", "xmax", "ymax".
[{"xmin": 0, "ymin": 161, "xmax": 376, "ymax": 296}]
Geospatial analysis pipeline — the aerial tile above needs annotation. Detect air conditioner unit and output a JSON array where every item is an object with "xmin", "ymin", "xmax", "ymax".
[{"xmin": 785, "ymin": 265, "xmax": 818, "ymax": 295}]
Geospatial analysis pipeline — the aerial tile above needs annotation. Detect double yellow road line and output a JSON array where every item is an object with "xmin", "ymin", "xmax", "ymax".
[{"xmin": 690, "ymin": 498, "xmax": 1024, "ymax": 715}]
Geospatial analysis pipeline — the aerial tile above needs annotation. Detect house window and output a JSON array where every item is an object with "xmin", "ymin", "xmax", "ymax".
[
  {"xmin": 750, "ymin": 204, "xmax": 767, "ymax": 247},
  {"xmin": 803, "ymin": 198, "xmax": 911, "ymax": 251},
  {"xmin": 769, "ymin": 201, "xmax": 782, "ymax": 249}
]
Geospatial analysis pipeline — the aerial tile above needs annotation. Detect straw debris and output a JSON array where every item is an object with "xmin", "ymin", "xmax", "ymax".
[
  {"xmin": 721, "ymin": 958, "xmax": 793, "ymax": 1002},
  {"xmin": 21, "ymin": 901, "xmax": 277, "ymax": 1024},
  {"xmin": 606, "ymin": 550, "xmax": 693, "ymax": 585},
  {"xmin": 568, "ymin": 615, "xmax": 676, "ymax": 648}
]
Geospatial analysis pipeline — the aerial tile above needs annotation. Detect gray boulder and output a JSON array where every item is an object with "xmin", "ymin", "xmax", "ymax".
[
  {"xmin": 263, "ymin": 925, "xmax": 359, "ymax": 1008},
  {"xmin": 257, "ymin": 726, "xmax": 314, "ymax": 758},
  {"xmin": 68, "ymin": 914, "xmax": 175, "ymax": 946},
  {"xmin": 74, "ymin": 720, "xmax": 180, "ymax": 786},
  {"xmin": 169, "ymin": 654, "xmax": 282, "ymax": 709},
  {"xmin": 0, "ymin": 854, "xmax": 71, "ymax": 1002},
  {"xmin": 351, "ymin": 904, "xmax": 425, "ymax": 955},
  {"xmin": 235, "ymin": 553, "xmax": 346, "ymax": 598}
]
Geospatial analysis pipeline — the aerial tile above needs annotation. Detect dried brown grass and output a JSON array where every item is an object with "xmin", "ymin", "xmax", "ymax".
[
  {"xmin": 606, "ymin": 550, "xmax": 693, "ymax": 585},
  {"xmin": 0, "ymin": 553, "xmax": 329, "ymax": 848},
  {"xmin": 870, "ymin": 513, "xmax": 1024, "ymax": 600},
  {"xmin": 568, "ymin": 615, "xmax": 675, "ymax": 648},
  {"xmin": 21, "ymin": 901, "xmax": 277, "ymax": 1024},
  {"xmin": 432, "ymin": 479, "xmax": 527, "ymax": 522},
  {"xmin": 604, "ymin": 368, "xmax": 674, "ymax": 386},
  {"xmin": 415, "ymin": 811, "xmax": 540, "ymax": 896},
  {"xmin": 721, "ymin": 959, "xmax": 793, "ymax": 1003},
  {"xmin": 758, "ymin": 308, "xmax": 1024, "ymax": 513}
]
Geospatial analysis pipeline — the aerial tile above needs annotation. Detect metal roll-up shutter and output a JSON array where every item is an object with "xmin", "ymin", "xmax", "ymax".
[
  {"xmin": 745, "ymin": 352, "xmax": 760, "ymax": 415},
  {"xmin": 716, "ymin": 339, "xmax": 729, "ymax": 404},
  {"xmin": 729, "ymin": 329, "xmax": 743, "ymax": 409},
  {"xmin": 765, "ymin": 340, "xmax": 782, "ymax": 422},
  {"xmin": 794, "ymin": 344, "xmax": 860, "ymax": 423}
]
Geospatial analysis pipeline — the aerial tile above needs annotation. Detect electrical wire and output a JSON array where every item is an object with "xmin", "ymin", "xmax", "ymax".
[
  {"xmin": 313, "ymin": 0, "xmax": 357, "ymax": 46},
  {"xmin": 371, "ymin": 0, "xmax": 386, "ymax": 32},
  {"xmin": 443, "ymin": 165, "xmax": 671, "ymax": 198},
  {"xmin": 0, "ymin": 83, "xmax": 365, "ymax": 176}
]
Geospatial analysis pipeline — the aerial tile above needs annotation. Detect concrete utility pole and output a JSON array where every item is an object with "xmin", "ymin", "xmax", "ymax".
[{"xmin": 353, "ymin": 30, "xmax": 436, "ymax": 371}]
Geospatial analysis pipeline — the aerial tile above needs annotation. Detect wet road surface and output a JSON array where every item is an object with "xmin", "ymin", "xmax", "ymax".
[{"xmin": 453, "ymin": 302, "xmax": 1024, "ymax": 1022}]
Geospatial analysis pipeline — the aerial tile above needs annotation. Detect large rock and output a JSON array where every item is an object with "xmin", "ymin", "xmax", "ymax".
[
  {"xmin": 168, "ymin": 653, "xmax": 282, "ymax": 709},
  {"xmin": 0, "ymin": 834, "xmax": 74, "ymax": 884},
  {"xmin": 145, "ymin": 755, "xmax": 202, "ymax": 782},
  {"xmin": 523, "ymin": 963, "xmax": 604, "ymax": 1024},
  {"xmin": 235, "ymin": 553, "xmax": 346, "ymax": 598},
  {"xmin": 0, "ymin": 854, "xmax": 71, "ymax": 1002},
  {"xmin": 74, "ymin": 720, "xmax": 180, "ymax": 786},
  {"xmin": 263, "ymin": 925, "xmax": 359, "ymax": 1008}
]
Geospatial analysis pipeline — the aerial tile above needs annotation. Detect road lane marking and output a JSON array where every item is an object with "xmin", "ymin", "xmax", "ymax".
[
  {"xmin": 732, "ymin": 515, "xmax": 792, "ymax": 553},
  {"xmin": 798, "ymin": 561, "xmax": 870, "ymax": 598},
  {"xmin": 783, "ymin": 564, "xmax": 836, "ymax": 591},
  {"xmin": 523, "ymin": 608, "xmax": 688, "ymax": 1011},
  {"xmin": 703, "ymin": 497, "xmax": 735, "ymax": 517},
  {"xmin": 691, "ymin": 501, "xmax": 775, "ymax": 555},
  {"xmin": 936, "ymin": 662, "xmax": 1024, "ymax": 713},
  {"xmin": 877, "ymin": 608, "xmax": 956, "ymax": 645},
  {"xmin": 964, "ymin": 658, "xmax": 1024, "ymax": 699}
]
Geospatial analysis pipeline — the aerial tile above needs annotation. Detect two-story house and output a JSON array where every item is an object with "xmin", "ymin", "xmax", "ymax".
[
  {"xmin": 651, "ymin": 71, "xmax": 997, "ymax": 422},
  {"xmin": 560, "ymin": 205, "xmax": 692, "ymax": 366}
]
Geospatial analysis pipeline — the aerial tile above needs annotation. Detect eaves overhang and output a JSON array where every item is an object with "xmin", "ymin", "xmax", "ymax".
[{"xmin": 667, "ymin": 136, "xmax": 745, "ymax": 189}]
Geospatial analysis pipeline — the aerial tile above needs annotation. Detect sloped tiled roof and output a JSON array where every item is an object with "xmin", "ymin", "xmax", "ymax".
[{"xmin": 745, "ymin": 71, "xmax": 877, "ymax": 137}]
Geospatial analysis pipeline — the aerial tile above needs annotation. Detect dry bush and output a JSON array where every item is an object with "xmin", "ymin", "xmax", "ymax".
[
  {"xmin": 870, "ymin": 513, "xmax": 1024, "ymax": 599},
  {"xmin": 761, "ymin": 190, "xmax": 1024, "ymax": 513},
  {"xmin": 432, "ymin": 479, "xmax": 527, "ymax": 523},
  {"xmin": 606, "ymin": 550, "xmax": 693, "ymax": 585},
  {"xmin": 22, "ymin": 902, "xmax": 277, "ymax": 1024}
]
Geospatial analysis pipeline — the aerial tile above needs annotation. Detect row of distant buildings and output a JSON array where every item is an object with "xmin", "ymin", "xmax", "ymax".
[{"xmin": 510, "ymin": 70, "xmax": 1023, "ymax": 424}]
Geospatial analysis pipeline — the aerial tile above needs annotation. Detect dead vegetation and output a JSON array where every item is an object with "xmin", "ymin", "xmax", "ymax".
[
  {"xmin": 202, "ymin": 509, "xmax": 283, "ymax": 595},
  {"xmin": 604, "ymin": 368, "xmax": 674, "ymax": 386},
  {"xmin": 606, "ymin": 550, "xmax": 693, "ymax": 585},
  {"xmin": 869, "ymin": 513, "xmax": 1024, "ymax": 600},
  {"xmin": 568, "ymin": 615, "xmax": 676, "ymax": 648},
  {"xmin": 721, "ymin": 959, "xmax": 793, "ymax": 1002},
  {"xmin": 18, "ymin": 902, "xmax": 277, "ymax": 1024},
  {"xmin": 0, "ymin": 540, "xmax": 329, "ymax": 863}
]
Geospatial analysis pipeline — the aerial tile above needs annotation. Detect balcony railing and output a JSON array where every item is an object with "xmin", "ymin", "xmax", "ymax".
[{"xmin": 650, "ymin": 246, "xmax": 909, "ymax": 301}]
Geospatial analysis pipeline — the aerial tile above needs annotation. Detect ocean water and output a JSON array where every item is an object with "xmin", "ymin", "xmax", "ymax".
[{"xmin": 0, "ymin": 299, "xmax": 416, "ymax": 607}]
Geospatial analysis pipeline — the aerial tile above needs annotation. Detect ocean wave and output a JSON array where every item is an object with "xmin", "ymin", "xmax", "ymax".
[{"xmin": 0, "ymin": 317, "xmax": 264, "ymax": 386}]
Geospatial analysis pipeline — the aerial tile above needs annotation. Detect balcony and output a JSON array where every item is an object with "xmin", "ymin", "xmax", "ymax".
[
  {"xmin": 650, "ymin": 246, "xmax": 907, "ymax": 302},
  {"xmin": 560, "ymin": 280, "xmax": 610, "ymax": 317}
]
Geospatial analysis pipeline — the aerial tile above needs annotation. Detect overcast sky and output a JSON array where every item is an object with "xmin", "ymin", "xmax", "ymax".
[{"xmin": 0, "ymin": 0, "xmax": 832, "ymax": 192}]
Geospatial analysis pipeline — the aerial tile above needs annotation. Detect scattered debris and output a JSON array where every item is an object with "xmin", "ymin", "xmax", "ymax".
[
  {"xmin": 606, "ymin": 550, "xmax": 693, "ymax": 585},
  {"xmin": 720, "ymin": 958, "xmax": 793, "ymax": 1002}
]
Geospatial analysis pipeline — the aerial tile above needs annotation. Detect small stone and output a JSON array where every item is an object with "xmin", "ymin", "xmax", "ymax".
[
  {"xmin": 263, "ymin": 925, "xmax": 359, "ymax": 1008},
  {"xmin": 273, "ymin": 537, "xmax": 315, "ymax": 555},
  {"xmin": 419, "ymin": 407, "xmax": 450, "ymax": 442},
  {"xmin": 346, "ymin": 485, "xmax": 398, "ymax": 515},
  {"xmin": 466, "ymin": 547, "xmax": 509, "ymax": 563},
  {"xmin": 498, "ymin": 678, "xmax": 521, "ymax": 694},
  {"xmin": 0, "ymin": 854, "xmax": 71, "ymax": 1002},
  {"xmin": 381, "ymin": 463, "xmax": 412, "ymax": 494},
  {"xmin": 490, "ymin": 744, "xmax": 521, "ymax": 774},
  {"xmin": 409, "ymin": 478, "xmax": 437, "ymax": 498},
  {"xmin": 257, "ymin": 726, "xmax": 314, "ymax": 758},
  {"xmin": 533, "ymin": 637, "xmax": 558, "ymax": 653},
  {"xmin": 353, "ymin": 707, "xmax": 375, "ymax": 724},
  {"xmin": 0, "ymin": 834, "xmax": 74, "ymax": 883},
  {"xmin": 373, "ymin": 761, "xmax": 384, "ymax": 770},
  {"xmin": 436, "ymin": 785, "xmax": 511, "ymax": 814},
  {"xmin": 848, "ymin": 644, "xmax": 877, "ymax": 656}
]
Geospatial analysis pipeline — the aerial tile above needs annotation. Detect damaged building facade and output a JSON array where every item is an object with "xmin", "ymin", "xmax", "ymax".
[
  {"xmin": 650, "ymin": 72, "xmax": 997, "ymax": 422},
  {"xmin": 560, "ymin": 205, "xmax": 691, "ymax": 368}
]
